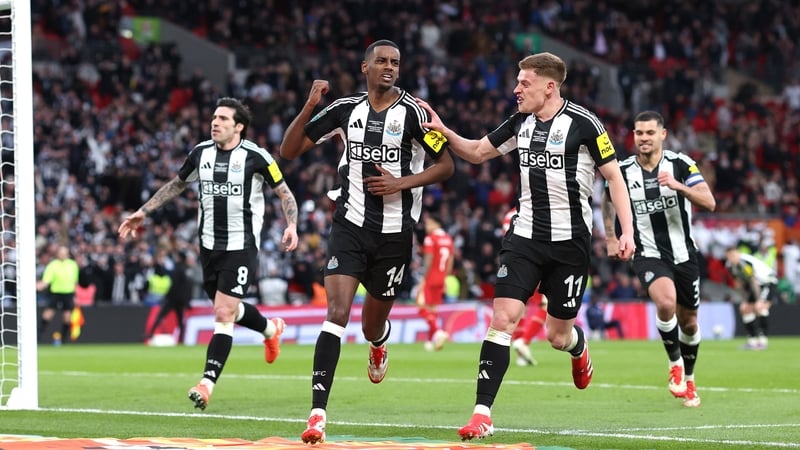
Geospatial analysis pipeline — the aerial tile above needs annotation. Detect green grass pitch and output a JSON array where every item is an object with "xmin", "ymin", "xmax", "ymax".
[{"xmin": 2, "ymin": 337, "xmax": 799, "ymax": 449}]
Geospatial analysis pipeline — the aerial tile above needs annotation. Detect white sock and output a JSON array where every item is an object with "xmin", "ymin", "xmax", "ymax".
[
  {"xmin": 200, "ymin": 377, "xmax": 215, "ymax": 394},
  {"xmin": 473, "ymin": 404, "xmax": 491, "ymax": 417},
  {"xmin": 265, "ymin": 318, "xmax": 277, "ymax": 338}
]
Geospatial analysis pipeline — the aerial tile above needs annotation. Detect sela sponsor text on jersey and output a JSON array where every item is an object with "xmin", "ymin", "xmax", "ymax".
[
  {"xmin": 348, "ymin": 142, "xmax": 402, "ymax": 163},
  {"xmin": 200, "ymin": 180, "xmax": 243, "ymax": 196},
  {"xmin": 633, "ymin": 195, "xmax": 678, "ymax": 214}
]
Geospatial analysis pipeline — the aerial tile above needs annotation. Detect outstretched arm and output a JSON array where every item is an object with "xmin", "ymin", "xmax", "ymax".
[
  {"xmin": 416, "ymin": 99, "xmax": 501, "ymax": 164},
  {"xmin": 274, "ymin": 181, "xmax": 299, "ymax": 251},
  {"xmin": 118, "ymin": 176, "xmax": 188, "ymax": 239},
  {"xmin": 281, "ymin": 80, "xmax": 329, "ymax": 160}
]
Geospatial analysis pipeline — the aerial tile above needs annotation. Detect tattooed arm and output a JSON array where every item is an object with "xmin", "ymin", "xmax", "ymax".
[
  {"xmin": 118, "ymin": 176, "xmax": 188, "ymax": 239},
  {"xmin": 274, "ymin": 181, "xmax": 299, "ymax": 252},
  {"xmin": 601, "ymin": 188, "xmax": 620, "ymax": 259}
]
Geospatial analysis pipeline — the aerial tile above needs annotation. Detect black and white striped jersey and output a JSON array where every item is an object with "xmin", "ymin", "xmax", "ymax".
[
  {"xmin": 726, "ymin": 252, "xmax": 779, "ymax": 285},
  {"xmin": 305, "ymin": 89, "xmax": 448, "ymax": 234},
  {"xmin": 488, "ymin": 100, "xmax": 618, "ymax": 242},
  {"xmin": 178, "ymin": 139, "xmax": 285, "ymax": 251},
  {"xmin": 618, "ymin": 150, "xmax": 706, "ymax": 264}
]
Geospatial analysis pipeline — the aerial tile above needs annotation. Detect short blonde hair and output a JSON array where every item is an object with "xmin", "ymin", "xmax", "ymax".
[{"xmin": 519, "ymin": 52, "xmax": 567, "ymax": 85}]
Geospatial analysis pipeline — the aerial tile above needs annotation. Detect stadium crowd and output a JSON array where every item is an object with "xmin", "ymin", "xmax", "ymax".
[{"xmin": 23, "ymin": 0, "xmax": 800, "ymax": 308}]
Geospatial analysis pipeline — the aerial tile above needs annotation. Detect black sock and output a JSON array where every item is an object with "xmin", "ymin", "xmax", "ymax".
[
  {"xmin": 679, "ymin": 341, "xmax": 699, "ymax": 376},
  {"xmin": 569, "ymin": 326, "xmax": 587, "ymax": 357},
  {"xmin": 743, "ymin": 317, "xmax": 758, "ymax": 338},
  {"xmin": 311, "ymin": 331, "xmax": 341, "ymax": 410},
  {"xmin": 475, "ymin": 340, "xmax": 510, "ymax": 408},
  {"xmin": 658, "ymin": 324, "xmax": 681, "ymax": 362},
  {"xmin": 203, "ymin": 333, "xmax": 233, "ymax": 383},
  {"xmin": 757, "ymin": 315, "xmax": 769, "ymax": 337},
  {"xmin": 38, "ymin": 319, "xmax": 50, "ymax": 339},
  {"xmin": 236, "ymin": 302, "xmax": 267, "ymax": 333},
  {"xmin": 61, "ymin": 323, "xmax": 70, "ymax": 343}
]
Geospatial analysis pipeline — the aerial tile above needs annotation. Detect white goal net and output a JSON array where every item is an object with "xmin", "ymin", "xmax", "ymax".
[{"xmin": 0, "ymin": 0, "xmax": 37, "ymax": 410}]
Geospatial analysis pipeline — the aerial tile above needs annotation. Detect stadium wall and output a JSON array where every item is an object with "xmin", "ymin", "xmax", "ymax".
[{"xmin": 10, "ymin": 301, "xmax": 798, "ymax": 345}]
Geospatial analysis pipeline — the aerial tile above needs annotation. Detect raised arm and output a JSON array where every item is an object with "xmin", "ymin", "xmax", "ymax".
[
  {"xmin": 280, "ymin": 80, "xmax": 330, "ymax": 160},
  {"xmin": 118, "ymin": 176, "xmax": 188, "ymax": 239},
  {"xmin": 416, "ymin": 98, "xmax": 501, "ymax": 164}
]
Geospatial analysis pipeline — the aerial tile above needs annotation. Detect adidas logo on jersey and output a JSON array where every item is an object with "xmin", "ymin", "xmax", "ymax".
[
  {"xmin": 349, "ymin": 119, "xmax": 364, "ymax": 129},
  {"xmin": 231, "ymin": 285, "xmax": 244, "ymax": 295},
  {"xmin": 629, "ymin": 180, "xmax": 642, "ymax": 189}
]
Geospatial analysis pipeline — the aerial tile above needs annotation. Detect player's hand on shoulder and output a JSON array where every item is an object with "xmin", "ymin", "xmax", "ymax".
[{"xmin": 415, "ymin": 98, "xmax": 444, "ymax": 131}]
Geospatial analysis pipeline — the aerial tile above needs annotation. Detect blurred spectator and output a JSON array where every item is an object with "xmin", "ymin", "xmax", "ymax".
[{"xmin": 23, "ymin": 0, "xmax": 800, "ymax": 307}]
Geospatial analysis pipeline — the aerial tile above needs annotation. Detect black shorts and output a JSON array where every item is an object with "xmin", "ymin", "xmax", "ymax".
[
  {"xmin": 744, "ymin": 282, "xmax": 778, "ymax": 303},
  {"xmin": 633, "ymin": 256, "xmax": 700, "ymax": 310},
  {"xmin": 494, "ymin": 232, "xmax": 590, "ymax": 320},
  {"xmin": 199, "ymin": 247, "xmax": 257, "ymax": 300},
  {"xmin": 47, "ymin": 292, "xmax": 74, "ymax": 311},
  {"xmin": 324, "ymin": 217, "xmax": 412, "ymax": 301}
]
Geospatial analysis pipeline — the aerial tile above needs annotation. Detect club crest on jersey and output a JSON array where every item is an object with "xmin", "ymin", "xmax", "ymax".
[
  {"xmin": 327, "ymin": 256, "xmax": 339, "ymax": 270},
  {"xmin": 385, "ymin": 120, "xmax": 402, "ymax": 136},
  {"xmin": 231, "ymin": 160, "xmax": 243, "ymax": 173},
  {"xmin": 497, "ymin": 264, "xmax": 508, "ymax": 278},
  {"xmin": 548, "ymin": 129, "xmax": 565, "ymax": 145}
]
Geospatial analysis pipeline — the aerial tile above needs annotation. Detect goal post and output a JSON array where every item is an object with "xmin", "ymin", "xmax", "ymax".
[{"xmin": 0, "ymin": 0, "xmax": 38, "ymax": 410}]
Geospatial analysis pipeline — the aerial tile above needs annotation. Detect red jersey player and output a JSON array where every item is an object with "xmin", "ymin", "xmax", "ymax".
[
  {"xmin": 503, "ymin": 208, "xmax": 548, "ymax": 366},
  {"xmin": 417, "ymin": 214, "xmax": 455, "ymax": 351}
]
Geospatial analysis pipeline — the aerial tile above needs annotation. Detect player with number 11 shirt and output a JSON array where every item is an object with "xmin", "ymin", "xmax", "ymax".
[{"xmin": 417, "ymin": 51, "xmax": 635, "ymax": 441}]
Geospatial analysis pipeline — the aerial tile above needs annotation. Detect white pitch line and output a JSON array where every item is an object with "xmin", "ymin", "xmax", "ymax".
[
  {"xmin": 37, "ymin": 407, "xmax": 800, "ymax": 448},
  {"xmin": 41, "ymin": 370, "xmax": 800, "ymax": 395}
]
